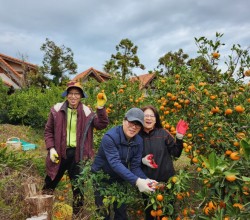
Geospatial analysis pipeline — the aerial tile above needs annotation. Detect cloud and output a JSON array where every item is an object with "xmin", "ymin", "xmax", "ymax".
[{"xmin": 0, "ymin": 0, "xmax": 249, "ymax": 76}]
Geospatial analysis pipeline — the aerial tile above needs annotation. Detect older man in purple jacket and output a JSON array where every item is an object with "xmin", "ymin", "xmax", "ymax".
[{"xmin": 43, "ymin": 81, "xmax": 109, "ymax": 215}]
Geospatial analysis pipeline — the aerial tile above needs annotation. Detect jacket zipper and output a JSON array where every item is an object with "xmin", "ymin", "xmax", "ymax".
[{"xmin": 126, "ymin": 143, "xmax": 131, "ymax": 163}]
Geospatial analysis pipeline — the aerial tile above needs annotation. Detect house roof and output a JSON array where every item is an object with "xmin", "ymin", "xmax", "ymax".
[
  {"xmin": 0, "ymin": 73, "xmax": 20, "ymax": 88},
  {"xmin": 73, "ymin": 67, "xmax": 156, "ymax": 90},
  {"xmin": 73, "ymin": 67, "xmax": 112, "ymax": 82},
  {"xmin": 0, "ymin": 53, "xmax": 37, "ymax": 69},
  {"xmin": 0, "ymin": 53, "xmax": 38, "ymax": 88},
  {"xmin": 130, "ymin": 73, "xmax": 156, "ymax": 89}
]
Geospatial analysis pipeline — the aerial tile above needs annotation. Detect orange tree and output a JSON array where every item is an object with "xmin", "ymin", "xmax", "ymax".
[
  {"xmin": 77, "ymin": 33, "xmax": 250, "ymax": 219},
  {"xmin": 141, "ymin": 33, "xmax": 250, "ymax": 219}
]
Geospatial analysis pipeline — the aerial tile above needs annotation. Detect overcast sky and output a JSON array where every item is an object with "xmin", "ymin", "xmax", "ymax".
[{"xmin": 0, "ymin": 0, "xmax": 249, "ymax": 77}]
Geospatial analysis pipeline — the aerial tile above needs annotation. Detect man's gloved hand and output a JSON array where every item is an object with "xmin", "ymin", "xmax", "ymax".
[
  {"xmin": 146, "ymin": 179, "xmax": 158, "ymax": 190},
  {"xmin": 97, "ymin": 92, "xmax": 107, "ymax": 108},
  {"xmin": 50, "ymin": 147, "xmax": 59, "ymax": 163},
  {"xmin": 176, "ymin": 119, "xmax": 189, "ymax": 140},
  {"xmin": 136, "ymin": 178, "xmax": 154, "ymax": 193},
  {"xmin": 142, "ymin": 154, "xmax": 158, "ymax": 168}
]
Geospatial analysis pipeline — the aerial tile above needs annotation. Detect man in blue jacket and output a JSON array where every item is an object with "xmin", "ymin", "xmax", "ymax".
[{"xmin": 91, "ymin": 107, "xmax": 155, "ymax": 220}]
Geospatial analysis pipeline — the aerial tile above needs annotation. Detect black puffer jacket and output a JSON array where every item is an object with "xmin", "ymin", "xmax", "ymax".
[{"xmin": 139, "ymin": 128, "xmax": 183, "ymax": 182}]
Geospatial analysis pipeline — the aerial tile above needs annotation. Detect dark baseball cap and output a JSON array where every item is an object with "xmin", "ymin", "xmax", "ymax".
[{"xmin": 125, "ymin": 108, "xmax": 144, "ymax": 126}]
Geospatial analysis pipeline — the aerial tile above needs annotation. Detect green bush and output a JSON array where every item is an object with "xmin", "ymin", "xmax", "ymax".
[
  {"xmin": 7, "ymin": 85, "xmax": 64, "ymax": 128},
  {"xmin": 0, "ymin": 79, "xmax": 9, "ymax": 123}
]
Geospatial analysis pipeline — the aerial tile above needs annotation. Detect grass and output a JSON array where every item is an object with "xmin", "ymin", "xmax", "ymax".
[{"xmin": 0, "ymin": 124, "xmax": 191, "ymax": 219}]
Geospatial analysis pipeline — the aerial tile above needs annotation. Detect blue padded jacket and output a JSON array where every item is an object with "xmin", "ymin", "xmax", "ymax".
[{"xmin": 91, "ymin": 125, "xmax": 147, "ymax": 185}]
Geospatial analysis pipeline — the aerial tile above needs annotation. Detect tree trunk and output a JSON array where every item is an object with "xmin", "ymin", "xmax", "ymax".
[
  {"xmin": 25, "ymin": 195, "xmax": 54, "ymax": 220},
  {"xmin": 22, "ymin": 183, "xmax": 54, "ymax": 220}
]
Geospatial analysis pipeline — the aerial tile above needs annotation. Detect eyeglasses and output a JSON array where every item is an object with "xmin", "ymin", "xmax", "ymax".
[
  {"xmin": 126, "ymin": 120, "xmax": 142, "ymax": 129},
  {"xmin": 68, "ymin": 92, "xmax": 81, "ymax": 98},
  {"xmin": 144, "ymin": 114, "xmax": 155, "ymax": 118}
]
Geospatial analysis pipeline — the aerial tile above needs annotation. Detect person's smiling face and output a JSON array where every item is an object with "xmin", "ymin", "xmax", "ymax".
[
  {"xmin": 67, "ymin": 88, "xmax": 82, "ymax": 108},
  {"xmin": 143, "ymin": 108, "xmax": 156, "ymax": 132},
  {"xmin": 122, "ymin": 120, "xmax": 142, "ymax": 140}
]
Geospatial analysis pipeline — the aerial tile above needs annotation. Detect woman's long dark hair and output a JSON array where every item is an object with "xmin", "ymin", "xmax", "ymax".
[{"xmin": 141, "ymin": 105, "xmax": 163, "ymax": 129}]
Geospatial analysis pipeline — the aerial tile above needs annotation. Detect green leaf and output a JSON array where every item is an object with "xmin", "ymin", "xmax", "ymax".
[
  {"xmin": 224, "ymin": 170, "xmax": 239, "ymax": 176},
  {"xmin": 215, "ymin": 163, "xmax": 227, "ymax": 172},
  {"xmin": 240, "ymin": 139, "xmax": 250, "ymax": 160},
  {"xmin": 151, "ymin": 197, "xmax": 155, "ymax": 204},
  {"xmin": 208, "ymin": 152, "xmax": 218, "ymax": 174},
  {"xmin": 242, "ymin": 176, "xmax": 250, "ymax": 182}
]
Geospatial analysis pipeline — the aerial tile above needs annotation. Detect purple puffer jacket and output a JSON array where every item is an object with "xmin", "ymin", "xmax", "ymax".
[{"xmin": 44, "ymin": 101, "xmax": 109, "ymax": 180}]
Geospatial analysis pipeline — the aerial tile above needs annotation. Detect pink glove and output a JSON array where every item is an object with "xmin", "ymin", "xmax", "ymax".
[
  {"xmin": 176, "ymin": 120, "xmax": 189, "ymax": 139},
  {"xmin": 142, "ymin": 154, "xmax": 158, "ymax": 168}
]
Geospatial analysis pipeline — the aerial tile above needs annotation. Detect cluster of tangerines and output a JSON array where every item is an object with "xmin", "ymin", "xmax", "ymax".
[
  {"xmin": 157, "ymin": 91, "xmax": 191, "ymax": 118},
  {"xmin": 211, "ymin": 104, "xmax": 245, "ymax": 115},
  {"xmin": 144, "ymin": 177, "xmax": 196, "ymax": 220},
  {"xmin": 203, "ymin": 201, "xmax": 222, "ymax": 216},
  {"xmin": 158, "ymin": 77, "xmax": 248, "ymax": 142},
  {"xmin": 149, "ymin": 193, "xmax": 170, "ymax": 220},
  {"xmin": 202, "ymin": 200, "xmax": 245, "ymax": 217}
]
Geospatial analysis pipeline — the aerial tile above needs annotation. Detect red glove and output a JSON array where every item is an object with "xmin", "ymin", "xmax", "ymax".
[
  {"xmin": 176, "ymin": 120, "xmax": 189, "ymax": 139},
  {"xmin": 142, "ymin": 154, "xmax": 158, "ymax": 168}
]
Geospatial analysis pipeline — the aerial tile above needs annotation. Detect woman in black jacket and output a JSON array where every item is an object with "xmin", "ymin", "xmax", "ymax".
[{"xmin": 139, "ymin": 105, "xmax": 188, "ymax": 220}]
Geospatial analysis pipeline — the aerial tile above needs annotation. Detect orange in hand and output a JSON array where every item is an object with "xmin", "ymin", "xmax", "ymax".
[{"xmin": 97, "ymin": 92, "xmax": 104, "ymax": 99}]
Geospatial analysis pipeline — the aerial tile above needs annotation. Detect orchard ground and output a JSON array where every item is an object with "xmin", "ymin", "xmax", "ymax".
[{"xmin": 0, "ymin": 124, "xmax": 191, "ymax": 220}]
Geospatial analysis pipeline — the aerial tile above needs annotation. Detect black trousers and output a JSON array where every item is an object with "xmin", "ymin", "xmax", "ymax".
[{"xmin": 43, "ymin": 148, "xmax": 84, "ymax": 214}]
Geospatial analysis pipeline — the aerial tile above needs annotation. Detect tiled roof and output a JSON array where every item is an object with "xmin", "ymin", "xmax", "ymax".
[
  {"xmin": 0, "ymin": 57, "xmax": 22, "ymax": 78},
  {"xmin": 0, "ymin": 53, "xmax": 37, "ymax": 68},
  {"xmin": 0, "ymin": 53, "xmax": 37, "ymax": 88},
  {"xmin": 73, "ymin": 67, "xmax": 156, "ymax": 90},
  {"xmin": 73, "ymin": 67, "xmax": 112, "ymax": 82},
  {"xmin": 130, "ymin": 73, "xmax": 156, "ymax": 89}
]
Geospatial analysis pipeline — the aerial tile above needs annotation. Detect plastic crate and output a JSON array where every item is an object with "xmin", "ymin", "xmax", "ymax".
[{"xmin": 21, "ymin": 140, "xmax": 37, "ymax": 151}]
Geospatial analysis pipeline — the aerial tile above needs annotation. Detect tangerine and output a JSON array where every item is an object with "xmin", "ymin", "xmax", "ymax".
[
  {"xmin": 234, "ymin": 105, "xmax": 244, "ymax": 113},
  {"xmin": 225, "ymin": 174, "xmax": 237, "ymax": 182},
  {"xmin": 211, "ymin": 106, "xmax": 220, "ymax": 113},
  {"xmin": 212, "ymin": 52, "xmax": 220, "ymax": 59},
  {"xmin": 233, "ymin": 203, "xmax": 244, "ymax": 210},
  {"xmin": 176, "ymin": 193, "xmax": 183, "ymax": 200},
  {"xmin": 233, "ymin": 141, "xmax": 240, "ymax": 147},
  {"xmin": 156, "ymin": 209, "xmax": 163, "ymax": 216},
  {"xmin": 224, "ymin": 108, "xmax": 233, "ymax": 115},
  {"xmin": 156, "ymin": 194, "xmax": 164, "ymax": 201},
  {"xmin": 192, "ymin": 157, "xmax": 198, "ymax": 163},
  {"xmin": 150, "ymin": 210, "xmax": 157, "ymax": 217},
  {"xmin": 244, "ymin": 69, "xmax": 250, "ymax": 76},
  {"xmin": 230, "ymin": 152, "xmax": 240, "ymax": 160},
  {"xmin": 208, "ymin": 201, "xmax": 217, "ymax": 210},
  {"xmin": 187, "ymin": 133, "xmax": 192, "ymax": 138},
  {"xmin": 203, "ymin": 206, "xmax": 211, "ymax": 216},
  {"xmin": 225, "ymin": 150, "xmax": 232, "ymax": 155},
  {"xmin": 172, "ymin": 176, "xmax": 178, "ymax": 183},
  {"xmin": 97, "ymin": 93, "xmax": 104, "ymax": 99}
]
